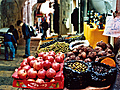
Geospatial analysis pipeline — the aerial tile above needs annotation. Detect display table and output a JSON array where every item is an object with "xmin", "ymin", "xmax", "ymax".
[{"xmin": 84, "ymin": 22, "xmax": 108, "ymax": 48}]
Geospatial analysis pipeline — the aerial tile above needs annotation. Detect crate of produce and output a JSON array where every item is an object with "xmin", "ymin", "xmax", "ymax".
[
  {"xmin": 63, "ymin": 60, "xmax": 91, "ymax": 89},
  {"xmin": 12, "ymin": 51, "xmax": 65, "ymax": 89},
  {"xmin": 12, "ymin": 74, "xmax": 64, "ymax": 89}
]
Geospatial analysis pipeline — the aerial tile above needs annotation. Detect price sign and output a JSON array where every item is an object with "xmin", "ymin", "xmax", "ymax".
[{"xmin": 103, "ymin": 16, "xmax": 120, "ymax": 37}]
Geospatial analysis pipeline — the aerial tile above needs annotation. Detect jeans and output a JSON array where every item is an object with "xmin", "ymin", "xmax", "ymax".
[
  {"xmin": 4, "ymin": 42, "xmax": 15, "ymax": 60},
  {"xmin": 25, "ymin": 38, "xmax": 31, "ymax": 56}
]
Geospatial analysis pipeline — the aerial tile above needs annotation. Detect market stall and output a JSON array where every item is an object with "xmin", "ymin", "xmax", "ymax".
[{"xmin": 12, "ymin": 34, "xmax": 117, "ymax": 89}]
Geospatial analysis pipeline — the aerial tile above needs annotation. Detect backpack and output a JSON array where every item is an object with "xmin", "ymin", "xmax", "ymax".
[{"xmin": 27, "ymin": 25, "xmax": 37, "ymax": 36}]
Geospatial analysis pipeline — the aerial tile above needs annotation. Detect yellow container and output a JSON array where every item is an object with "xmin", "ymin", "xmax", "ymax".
[
  {"xmin": 84, "ymin": 22, "xmax": 89, "ymax": 40},
  {"xmin": 84, "ymin": 22, "xmax": 108, "ymax": 49}
]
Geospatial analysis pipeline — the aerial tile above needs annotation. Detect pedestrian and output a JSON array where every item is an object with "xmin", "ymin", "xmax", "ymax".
[
  {"xmin": 0, "ymin": 32, "xmax": 17, "ymax": 60},
  {"xmin": 41, "ymin": 18, "xmax": 48, "ymax": 40},
  {"xmin": 39, "ymin": 22, "xmax": 43, "ymax": 34},
  {"xmin": 71, "ymin": 7, "xmax": 79, "ymax": 33},
  {"xmin": 7, "ymin": 25, "xmax": 19, "ymax": 54},
  {"xmin": 17, "ymin": 20, "xmax": 31, "ymax": 58}
]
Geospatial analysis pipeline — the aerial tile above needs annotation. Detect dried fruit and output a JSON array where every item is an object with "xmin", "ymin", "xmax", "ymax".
[{"xmin": 101, "ymin": 57, "xmax": 116, "ymax": 67}]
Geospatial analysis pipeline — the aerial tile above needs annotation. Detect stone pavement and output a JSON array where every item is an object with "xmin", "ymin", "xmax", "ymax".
[
  {"xmin": 0, "ymin": 45, "xmax": 120, "ymax": 90},
  {"xmin": 0, "ymin": 45, "xmax": 37, "ymax": 90}
]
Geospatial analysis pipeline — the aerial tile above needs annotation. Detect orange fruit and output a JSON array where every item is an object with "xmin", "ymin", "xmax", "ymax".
[{"xmin": 101, "ymin": 57, "xmax": 116, "ymax": 67}]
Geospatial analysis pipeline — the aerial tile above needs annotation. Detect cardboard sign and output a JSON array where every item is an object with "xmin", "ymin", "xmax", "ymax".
[{"xmin": 103, "ymin": 16, "xmax": 120, "ymax": 37}]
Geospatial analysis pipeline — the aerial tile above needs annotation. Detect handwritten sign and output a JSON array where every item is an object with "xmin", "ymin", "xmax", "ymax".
[{"xmin": 103, "ymin": 16, "xmax": 120, "ymax": 37}]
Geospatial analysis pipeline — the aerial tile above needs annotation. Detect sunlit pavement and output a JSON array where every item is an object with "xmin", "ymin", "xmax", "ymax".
[
  {"xmin": 0, "ymin": 45, "xmax": 36, "ymax": 90},
  {"xmin": 0, "ymin": 45, "xmax": 120, "ymax": 90}
]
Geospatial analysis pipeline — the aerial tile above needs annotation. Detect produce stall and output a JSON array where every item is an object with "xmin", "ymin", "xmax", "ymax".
[{"xmin": 12, "ymin": 34, "xmax": 117, "ymax": 89}]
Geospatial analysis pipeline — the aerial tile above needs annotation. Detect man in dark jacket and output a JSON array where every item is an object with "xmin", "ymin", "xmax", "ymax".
[
  {"xmin": 1, "ymin": 32, "xmax": 17, "ymax": 60},
  {"xmin": 17, "ymin": 20, "xmax": 31, "ymax": 58},
  {"xmin": 41, "ymin": 19, "xmax": 48, "ymax": 40},
  {"xmin": 71, "ymin": 7, "xmax": 79, "ymax": 32},
  {"xmin": 7, "ymin": 25, "xmax": 19, "ymax": 54}
]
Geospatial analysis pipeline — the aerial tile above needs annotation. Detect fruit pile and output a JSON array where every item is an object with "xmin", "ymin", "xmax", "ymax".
[
  {"xmin": 65, "ymin": 41, "xmax": 114, "ymax": 63},
  {"xmin": 12, "ymin": 51, "xmax": 64, "ymax": 84},
  {"xmin": 38, "ymin": 42, "xmax": 70, "ymax": 53}
]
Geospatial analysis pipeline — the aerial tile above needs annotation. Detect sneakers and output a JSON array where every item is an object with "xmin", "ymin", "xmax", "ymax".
[{"xmin": 23, "ymin": 55, "xmax": 29, "ymax": 58}]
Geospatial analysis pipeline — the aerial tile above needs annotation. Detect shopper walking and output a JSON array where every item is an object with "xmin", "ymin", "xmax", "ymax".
[
  {"xmin": 39, "ymin": 22, "xmax": 43, "ymax": 34},
  {"xmin": 41, "ymin": 18, "xmax": 48, "ymax": 40},
  {"xmin": 0, "ymin": 32, "xmax": 17, "ymax": 60},
  {"xmin": 7, "ymin": 25, "xmax": 19, "ymax": 54},
  {"xmin": 17, "ymin": 20, "xmax": 31, "ymax": 58}
]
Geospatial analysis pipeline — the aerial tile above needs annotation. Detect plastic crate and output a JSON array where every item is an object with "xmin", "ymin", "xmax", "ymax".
[{"xmin": 12, "ymin": 71, "xmax": 64, "ymax": 89}]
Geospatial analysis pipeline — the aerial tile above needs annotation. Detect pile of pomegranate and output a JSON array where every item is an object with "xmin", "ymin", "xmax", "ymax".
[{"xmin": 13, "ymin": 51, "xmax": 64, "ymax": 84}]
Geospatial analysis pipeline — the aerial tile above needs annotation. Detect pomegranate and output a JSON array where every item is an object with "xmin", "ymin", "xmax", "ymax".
[
  {"xmin": 27, "ymin": 79, "xmax": 35, "ymax": 82},
  {"xmin": 36, "ymin": 78, "xmax": 44, "ymax": 84},
  {"xmin": 33, "ymin": 61, "xmax": 43, "ymax": 70},
  {"xmin": 30, "ymin": 60, "xmax": 37, "ymax": 67},
  {"xmin": 18, "ymin": 69, "xmax": 27, "ymax": 79},
  {"xmin": 43, "ymin": 60, "xmax": 52, "ymax": 70},
  {"xmin": 54, "ymin": 71, "xmax": 63, "ymax": 81},
  {"xmin": 55, "ymin": 56, "xmax": 64, "ymax": 63},
  {"xmin": 38, "ymin": 52, "xmax": 45, "ymax": 57},
  {"xmin": 56, "ymin": 52, "xmax": 65, "ymax": 59},
  {"xmin": 36, "ymin": 57, "xmax": 43, "ymax": 62},
  {"xmin": 49, "ymin": 51, "xmax": 56, "ymax": 57},
  {"xmin": 52, "ymin": 62, "xmax": 60, "ymax": 71},
  {"xmin": 46, "ymin": 56, "xmax": 54, "ymax": 63},
  {"xmin": 20, "ymin": 61, "xmax": 28, "ymax": 67},
  {"xmin": 27, "ymin": 68, "xmax": 37, "ymax": 79},
  {"xmin": 43, "ymin": 52, "xmax": 49, "ymax": 60},
  {"xmin": 60, "ymin": 63, "xmax": 63, "ymax": 71},
  {"xmin": 46, "ymin": 68, "xmax": 56, "ymax": 79},
  {"xmin": 27, "ymin": 56, "xmax": 35, "ymax": 64},
  {"xmin": 23, "ymin": 59, "xmax": 27, "ymax": 63},
  {"xmin": 22, "ymin": 65, "xmax": 31, "ymax": 71},
  {"xmin": 38, "ymin": 69, "xmax": 46, "ymax": 79}
]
